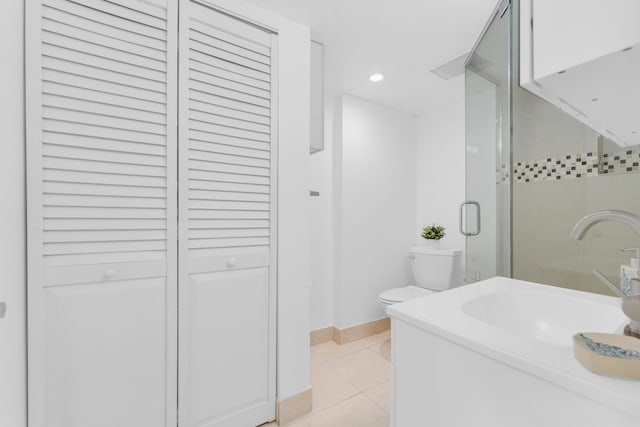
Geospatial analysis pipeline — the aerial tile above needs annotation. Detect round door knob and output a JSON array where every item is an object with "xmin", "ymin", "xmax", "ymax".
[
  {"xmin": 104, "ymin": 269, "xmax": 116, "ymax": 278},
  {"xmin": 227, "ymin": 257, "xmax": 237, "ymax": 268}
]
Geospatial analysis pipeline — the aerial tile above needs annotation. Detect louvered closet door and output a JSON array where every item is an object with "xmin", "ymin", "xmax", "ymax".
[
  {"xmin": 25, "ymin": 1, "xmax": 177, "ymax": 426},
  {"xmin": 178, "ymin": 2, "xmax": 277, "ymax": 426}
]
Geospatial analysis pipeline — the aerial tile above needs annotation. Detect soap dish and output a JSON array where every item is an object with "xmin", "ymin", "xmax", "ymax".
[{"xmin": 573, "ymin": 332, "xmax": 640, "ymax": 380}]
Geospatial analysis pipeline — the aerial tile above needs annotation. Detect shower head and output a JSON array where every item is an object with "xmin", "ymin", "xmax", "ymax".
[{"xmin": 430, "ymin": 51, "xmax": 493, "ymax": 80}]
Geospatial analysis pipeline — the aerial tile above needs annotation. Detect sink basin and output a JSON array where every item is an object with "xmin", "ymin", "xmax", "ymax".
[{"xmin": 462, "ymin": 289, "xmax": 627, "ymax": 346}]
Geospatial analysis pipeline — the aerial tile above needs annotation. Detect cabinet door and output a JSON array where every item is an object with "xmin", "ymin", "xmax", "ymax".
[
  {"xmin": 520, "ymin": 0, "xmax": 640, "ymax": 147},
  {"xmin": 178, "ymin": 2, "xmax": 277, "ymax": 426},
  {"xmin": 25, "ymin": 1, "xmax": 177, "ymax": 426}
]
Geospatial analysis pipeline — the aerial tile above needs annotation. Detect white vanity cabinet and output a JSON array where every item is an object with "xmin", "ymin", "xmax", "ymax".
[
  {"xmin": 520, "ymin": 0, "xmax": 640, "ymax": 147},
  {"xmin": 387, "ymin": 278, "xmax": 640, "ymax": 427}
]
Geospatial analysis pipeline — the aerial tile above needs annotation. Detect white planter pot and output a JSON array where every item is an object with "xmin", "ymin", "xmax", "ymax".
[{"xmin": 423, "ymin": 239, "xmax": 441, "ymax": 249}]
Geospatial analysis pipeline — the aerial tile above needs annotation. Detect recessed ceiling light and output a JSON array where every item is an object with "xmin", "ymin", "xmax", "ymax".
[{"xmin": 369, "ymin": 73, "xmax": 384, "ymax": 82}]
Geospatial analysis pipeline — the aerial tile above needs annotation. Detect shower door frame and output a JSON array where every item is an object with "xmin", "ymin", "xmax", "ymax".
[{"xmin": 463, "ymin": 0, "xmax": 512, "ymax": 282}]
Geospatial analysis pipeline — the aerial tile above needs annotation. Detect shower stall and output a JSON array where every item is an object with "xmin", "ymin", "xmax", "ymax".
[{"xmin": 464, "ymin": 0, "xmax": 640, "ymax": 296}]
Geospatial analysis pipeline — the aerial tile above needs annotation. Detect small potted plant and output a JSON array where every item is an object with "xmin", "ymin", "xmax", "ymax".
[{"xmin": 421, "ymin": 223, "xmax": 445, "ymax": 249}]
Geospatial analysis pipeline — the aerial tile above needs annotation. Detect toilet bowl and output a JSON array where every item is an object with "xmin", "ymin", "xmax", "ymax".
[
  {"xmin": 379, "ymin": 285, "xmax": 435, "ymax": 305},
  {"xmin": 379, "ymin": 247, "xmax": 463, "ymax": 306}
]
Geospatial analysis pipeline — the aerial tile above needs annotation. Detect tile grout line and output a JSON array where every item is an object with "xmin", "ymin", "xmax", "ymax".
[
  {"xmin": 305, "ymin": 332, "xmax": 391, "ymax": 426},
  {"xmin": 309, "ymin": 351, "xmax": 360, "ymax": 417},
  {"xmin": 282, "ymin": 392, "xmax": 368, "ymax": 426},
  {"xmin": 313, "ymin": 339, "xmax": 390, "ymax": 390},
  {"xmin": 312, "ymin": 333, "xmax": 390, "ymax": 364},
  {"xmin": 315, "ymin": 348, "xmax": 390, "ymax": 405},
  {"xmin": 362, "ymin": 389, "xmax": 390, "ymax": 415}
]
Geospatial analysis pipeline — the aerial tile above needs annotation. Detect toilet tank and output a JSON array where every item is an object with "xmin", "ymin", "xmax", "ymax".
[{"xmin": 409, "ymin": 247, "xmax": 463, "ymax": 291}]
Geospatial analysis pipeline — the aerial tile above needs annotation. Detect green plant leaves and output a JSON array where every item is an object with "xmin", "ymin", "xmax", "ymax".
[{"xmin": 421, "ymin": 223, "xmax": 445, "ymax": 240}]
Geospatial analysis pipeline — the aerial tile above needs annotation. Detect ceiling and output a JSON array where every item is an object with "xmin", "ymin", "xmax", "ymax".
[{"xmin": 242, "ymin": 0, "xmax": 500, "ymax": 115}]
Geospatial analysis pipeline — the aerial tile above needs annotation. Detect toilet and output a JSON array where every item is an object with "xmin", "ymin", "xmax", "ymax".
[{"xmin": 379, "ymin": 247, "xmax": 463, "ymax": 306}]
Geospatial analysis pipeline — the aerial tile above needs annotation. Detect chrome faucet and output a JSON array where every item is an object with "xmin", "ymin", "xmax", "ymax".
[
  {"xmin": 570, "ymin": 210, "xmax": 640, "ymax": 337},
  {"xmin": 570, "ymin": 210, "xmax": 640, "ymax": 241}
]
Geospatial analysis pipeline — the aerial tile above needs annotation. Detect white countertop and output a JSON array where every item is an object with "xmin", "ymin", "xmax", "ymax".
[{"xmin": 387, "ymin": 276, "xmax": 640, "ymax": 420}]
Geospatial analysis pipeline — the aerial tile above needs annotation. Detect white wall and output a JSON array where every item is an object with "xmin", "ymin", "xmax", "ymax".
[
  {"xmin": 272, "ymin": 18, "xmax": 312, "ymax": 402},
  {"xmin": 309, "ymin": 98, "xmax": 335, "ymax": 331},
  {"xmin": 416, "ymin": 91, "xmax": 466, "ymax": 254},
  {"xmin": 0, "ymin": 1, "xmax": 27, "ymax": 426},
  {"xmin": 209, "ymin": 0, "xmax": 313, "ymax": 401},
  {"xmin": 308, "ymin": 44, "xmax": 342, "ymax": 332},
  {"xmin": 310, "ymin": 90, "xmax": 467, "ymax": 332},
  {"xmin": 334, "ymin": 95, "xmax": 418, "ymax": 329}
]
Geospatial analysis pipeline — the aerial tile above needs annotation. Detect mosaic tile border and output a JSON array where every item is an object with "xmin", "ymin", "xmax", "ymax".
[
  {"xmin": 601, "ymin": 149, "xmax": 640, "ymax": 174},
  {"xmin": 514, "ymin": 149, "xmax": 640, "ymax": 183},
  {"xmin": 514, "ymin": 152, "xmax": 599, "ymax": 183}
]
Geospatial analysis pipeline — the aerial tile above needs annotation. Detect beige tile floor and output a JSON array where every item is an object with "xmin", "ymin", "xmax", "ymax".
[{"xmin": 265, "ymin": 331, "xmax": 391, "ymax": 427}]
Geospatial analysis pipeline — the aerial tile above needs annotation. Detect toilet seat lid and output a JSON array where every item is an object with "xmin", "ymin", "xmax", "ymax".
[{"xmin": 379, "ymin": 286, "xmax": 434, "ymax": 303}]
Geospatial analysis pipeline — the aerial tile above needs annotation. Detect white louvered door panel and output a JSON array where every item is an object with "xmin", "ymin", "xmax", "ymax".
[
  {"xmin": 26, "ymin": 1, "xmax": 177, "ymax": 426},
  {"xmin": 178, "ymin": 2, "xmax": 278, "ymax": 426}
]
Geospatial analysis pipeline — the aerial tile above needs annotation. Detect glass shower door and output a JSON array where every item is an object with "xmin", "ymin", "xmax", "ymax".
[{"xmin": 463, "ymin": 0, "xmax": 511, "ymax": 283}]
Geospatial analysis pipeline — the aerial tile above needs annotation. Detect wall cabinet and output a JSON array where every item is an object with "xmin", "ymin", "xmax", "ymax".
[
  {"xmin": 520, "ymin": 0, "xmax": 640, "ymax": 147},
  {"xmin": 310, "ymin": 41, "xmax": 324, "ymax": 153}
]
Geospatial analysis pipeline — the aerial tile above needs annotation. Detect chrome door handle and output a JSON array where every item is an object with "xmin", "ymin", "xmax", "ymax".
[{"xmin": 460, "ymin": 201, "xmax": 481, "ymax": 236}]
